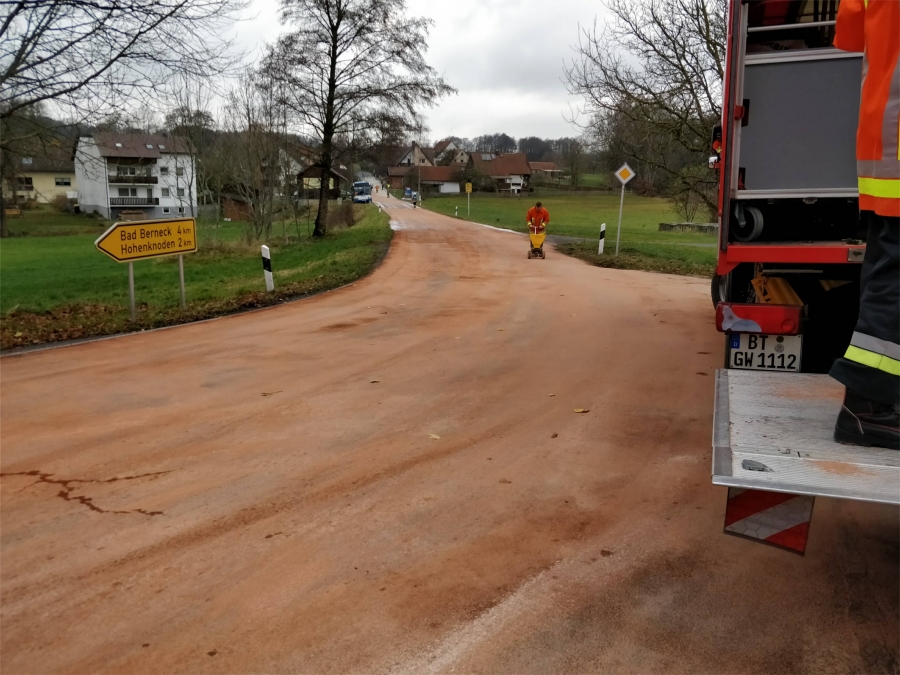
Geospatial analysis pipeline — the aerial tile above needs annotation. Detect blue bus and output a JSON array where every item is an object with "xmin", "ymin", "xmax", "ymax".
[{"xmin": 352, "ymin": 181, "xmax": 372, "ymax": 203}]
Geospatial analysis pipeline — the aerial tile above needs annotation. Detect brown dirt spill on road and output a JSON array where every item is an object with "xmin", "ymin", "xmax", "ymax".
[{"xmin": 1, "ymin": 203, "xmax": 896, "ymax": 674}]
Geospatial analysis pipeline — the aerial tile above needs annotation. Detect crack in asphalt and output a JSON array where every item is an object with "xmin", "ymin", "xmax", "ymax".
[{"xmin": 0, "ymin": 470, "xmax": 170, "ymax": 516}]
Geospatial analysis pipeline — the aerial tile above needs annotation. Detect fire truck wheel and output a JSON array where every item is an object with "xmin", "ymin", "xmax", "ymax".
[
  {"xmin": 711, "ymin": 272, "xmax": 729, "ymax": 308},
  {"xmin": 733, "ymin": 204, "xmax": 764, "ymax": 242}
]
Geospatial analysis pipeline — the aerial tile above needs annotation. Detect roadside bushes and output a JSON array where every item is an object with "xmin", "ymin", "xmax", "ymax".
[{"xmin": 327, "ymin": 200, "xmax": 358, "ymax": 230}]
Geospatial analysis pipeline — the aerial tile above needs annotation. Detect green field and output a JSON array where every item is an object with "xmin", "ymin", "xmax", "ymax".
[
  {"xmin": 422, "ymin": 191, "xmax": 706, "ymax": 242},
  {"xmin": 421, "ymin": 191, "xmax": 717, "ymax": 274},
  {"xmin": 0, "ymin": 205, "xmax": 392, "ymax": 349}
]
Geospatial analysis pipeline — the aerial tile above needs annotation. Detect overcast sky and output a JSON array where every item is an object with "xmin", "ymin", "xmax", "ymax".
[{"xmin": 237, "ymin": 0, "xmax": 606, "ymax": 142}]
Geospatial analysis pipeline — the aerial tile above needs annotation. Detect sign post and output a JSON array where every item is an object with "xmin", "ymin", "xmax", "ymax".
[
  {"xmin": 95, "ymin": 217, "xmax": 198, "ymax": 319},
  {"xmin": 128, "ymin": 262, "xmax": 136, "ymax": 320},
  {"xmin": 178, "ymin": 254, "xmax": 186, "ymax": 309},
  {"xmin": 613, "ymin": 163, "xmax": 635, "ymax": 256},
  {"xmin": 466, "ymin": 182, "xmax": 472, "ymax": 216}
]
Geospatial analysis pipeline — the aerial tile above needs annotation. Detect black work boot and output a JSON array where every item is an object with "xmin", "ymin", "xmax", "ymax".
[{"xmin": 834, "ymin": 389, "xmax": 900, "ymax": 450}]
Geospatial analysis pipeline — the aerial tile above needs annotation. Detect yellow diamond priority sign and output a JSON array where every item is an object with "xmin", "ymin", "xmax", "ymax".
[
  {"xmin": 95, "ymin": 218, "xmax": 198, "ymax": 263},
  {"xmin": 615, "ymin": 163, "xmax": 635, "ymax": 186}
]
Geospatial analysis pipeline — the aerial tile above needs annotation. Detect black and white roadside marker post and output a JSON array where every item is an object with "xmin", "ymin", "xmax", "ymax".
[
  {"xmin": 261, "ymin": 245, "xmax": 274, "ymax": 292},
  {"xmin": 598, "ymin": 223, "xmax": 606, "ymax": 255},
  {"xmin": 613, "ymin": 163, "xmax": 636, "ymax": 256}
]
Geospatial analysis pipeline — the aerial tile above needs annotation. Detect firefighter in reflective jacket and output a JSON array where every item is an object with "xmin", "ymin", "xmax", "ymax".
[
  {"xmin": 526, "ymin": 202, "xmax": 550, "ymax": 233},
  {"xmin": 830, "ymin": 0, "xmax": 899, "ymax": 449}
]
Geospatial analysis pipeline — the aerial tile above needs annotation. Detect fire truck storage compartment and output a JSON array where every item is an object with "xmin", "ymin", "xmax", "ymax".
[{"xmin": 739, "ymin": 54, "xmax": 861, "ymax": 194}]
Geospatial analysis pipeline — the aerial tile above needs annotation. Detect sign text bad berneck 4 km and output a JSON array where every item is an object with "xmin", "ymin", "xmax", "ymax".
[{"xmin": 95, "ymin": 218, "xmax": 197, "ymax": 263}]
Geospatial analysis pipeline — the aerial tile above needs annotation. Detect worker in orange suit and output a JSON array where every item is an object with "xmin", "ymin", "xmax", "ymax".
[
  {"xmin": 829, "ymin": 0, "xmax": 899, "ymax": 449},
  {"xmin": 526, "ymin": 201, "xmax": 550, "ymax": 234}
]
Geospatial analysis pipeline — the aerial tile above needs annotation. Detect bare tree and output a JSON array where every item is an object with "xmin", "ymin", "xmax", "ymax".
[
  {"xmin": 167, "ymin": 77, "xmax": 218, "ymax": 218},
  {"xmin": 264, "ymin": 0, "xmax": 454, "ymax": 237},
  {"xmin": 0, "ymin": 0, "xmax": 245, "ymax": 236},
  {"xmin": 215, "ymin": 69, "xmax": 290, "ymax": 242},
  {"xmin": 565, "ymin": 0, "xmax": 726, "ymax": 215}
]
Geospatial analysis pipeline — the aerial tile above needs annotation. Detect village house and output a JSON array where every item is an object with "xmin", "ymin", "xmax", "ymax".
[
  {"xmin": 396, "ymin": 142, "xmax": 434, "ymax": 167},
  {"xmin": 386, "ymin": 138, "xmax": 470, "ymax": 190},
  {"xmin": 528, "ymin": 161, "xmax": 562, "ymax": 180},
  {"xmin": 386, "ymin": 165, "xmax": 461, "ymax": 193},
  {"xmin": 75, "ymin": 132, "xmax": 196, "ymax": 220},
  {"xmin": 468, "ymin": 152, "xmax": 533, "ymax": 193},
  {"xmin": 10, "ymin": 142, "xmax": 77, "ymax": 204},
  {"xmin": 432, "ymin": 139, "xmax": 469, "ymax": 166}
]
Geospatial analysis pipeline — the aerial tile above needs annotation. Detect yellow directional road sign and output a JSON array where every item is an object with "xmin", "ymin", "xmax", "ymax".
[
  {"xmin": 95, "ymin": 218, "xmax": 197, "ymax": 263},
  {"xmin": 465, "ymin": 182, "xmax": 472, "ymax": 193}
]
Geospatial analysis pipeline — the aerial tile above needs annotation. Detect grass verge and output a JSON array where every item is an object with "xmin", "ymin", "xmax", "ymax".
[
  {"xmin": 1, "ymin": 206, "xmax": 392, "ymax": 350},
  {"xmin": 555, "ymin": 240, "xmax": 715, "ymax": 277}
]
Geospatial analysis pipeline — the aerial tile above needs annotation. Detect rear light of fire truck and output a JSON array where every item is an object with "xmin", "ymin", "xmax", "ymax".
[{"xmin": 715, "ymin": 302, "xmax": 801, "ymax": 336}]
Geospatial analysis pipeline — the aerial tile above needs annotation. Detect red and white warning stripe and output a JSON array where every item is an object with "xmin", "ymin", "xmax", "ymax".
[{"xmin": 723, "ymin": 487, "xmax": 814, "ymax": 554}]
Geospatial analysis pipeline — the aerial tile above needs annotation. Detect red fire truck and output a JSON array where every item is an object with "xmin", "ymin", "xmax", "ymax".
[{"xmin": 710, "ymin": 0, "xmax": 898, "ymax": 553}]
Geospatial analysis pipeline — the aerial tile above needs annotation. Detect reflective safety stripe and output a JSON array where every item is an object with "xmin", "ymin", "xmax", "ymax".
[
  {"xmin": 845, "ymin": 346, "xmax": 900, "ymax": 376},
  {"xmin": 858, "ymin": 176, "xmax": 900, "ymax": 199},
  {"xmin": 851, "ymin": 331, "xmax": 900, "ymax": 360},
  {"xmin": 858, "ymin": 157, "xmax": 900, "ymax": 179}
]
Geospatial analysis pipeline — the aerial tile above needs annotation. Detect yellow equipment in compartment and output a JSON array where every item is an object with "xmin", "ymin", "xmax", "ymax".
[{"xmin": 752, "ymin": 275, "xmax": 803, "ymax": 306}]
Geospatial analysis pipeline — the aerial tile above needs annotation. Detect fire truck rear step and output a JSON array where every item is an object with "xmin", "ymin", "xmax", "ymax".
[{"xmin": 712, "ymin": 369, "xmax": 899, "ymax": 504}]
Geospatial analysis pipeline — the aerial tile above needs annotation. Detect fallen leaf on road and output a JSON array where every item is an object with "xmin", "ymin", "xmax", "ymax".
[
  {"xmin": 548, "ymin": 393, "xmax": 555, "ymax": 397},
  {"xmin": 380, "ymin": 312, "xmax": 388, "ymax": 314},
  {"xmin": 14, "ymin": 331, "xmax": 22, "ymax": 337},
  {"xmin": 455, "ymin": 337, "xmax": 461, "ymax": 339},
  {"xmin": 573, "ymin": 408, "xmax": 590, "ymax": 413},
  {"xmin": 497, "ymin": 328, "xmax": 505, "ymax": 331},
  {"xmin": 499, "ymin": 479, "xmax": 511, "ymax": 484},
  {"xmin": 571, "ymin": 313, "xmax": 576, "ymax": 316},
  {"xmin": 429, "ymin": 434, "xmax": 441, "ymax": 440},
  {"xmin": 600, "ymin": 550, "xmax": 614, "ymax": 557},
  {"xmin": 261, "ymin": 391, "xmax": 283, "ymax": 397},
  {"xmin": 552, "ymin": 433, "xmax": 558, "ymax": 438},
  {"xmin": 370, "ymin": 380, "xmax": 380, "ymax": 383}
]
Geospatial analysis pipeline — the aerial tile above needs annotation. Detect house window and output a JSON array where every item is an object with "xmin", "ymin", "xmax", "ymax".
[
  {"xmin": 176, "ymin": 167, "xmax": 184, "ymax": 177},
  {"xmin": 159, "ymin": 167, "xmax": 169, "ymax": 175},
  {"xmin": 22, "ymin": 157, "xmax": 32, "ymax": 165},
  {"xmin": 55, "ymin": 177, "xmax": 71, "ymax": 186},
  {"xmin": 177, "ymin": 207, "xmax": 185, "ymax": 214},
  {"xmin": 115, "ymin": 142, "xmax": 122, "ymax": 148},
  {"xmin": 16, "ymin": 177, "xmax": 33, "ymax": 188},
  {"xmin": 118, "ymin": 166, "xmax": 136, "ymax": 176},
  {"xmin": 145, "ymin": 144, "xmax": 154, "ymax": 149},
  {"xmin": 420, "ymin": 159, "xmax": 425, "ymax": 164},
  {"xmin": 177, "ymin": 188, "xmax": 185, "ymax": 197},
  {"xmin": 158, "ymin": 144, "xmax": 166, "ymax": 150},
  {"xmin": 162, "ymin": 207, "xmax": 171, "ymax": 214},
  {"xmin": 161, "ymin": 188, "xmax": 170, "ymax": 197},
  {"xmin": 118, "ymin": 187, "xmax": 137, "ymax": 197}
]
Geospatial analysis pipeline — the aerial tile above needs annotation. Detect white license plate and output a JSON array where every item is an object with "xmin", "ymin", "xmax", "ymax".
[{"xmin": 729, "ymin": 333, "xmax": 802, "ymax": 371}]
